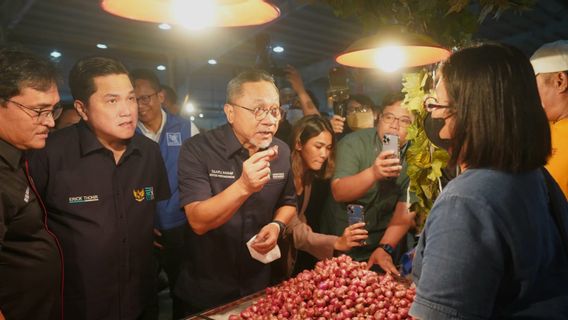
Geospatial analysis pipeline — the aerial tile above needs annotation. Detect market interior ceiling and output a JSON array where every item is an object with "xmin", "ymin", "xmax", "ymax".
[{"xmin": 2, "ymin": 0, "xmax": 568, "ymax": 112}]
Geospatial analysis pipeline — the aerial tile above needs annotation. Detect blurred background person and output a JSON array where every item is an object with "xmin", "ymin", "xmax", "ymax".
[
  {"xmin": 161, "ymin": 84, "xmax": 180, "ymax": 116},
  {"xmin": 131, "ymin": 69, "xmax": 193, "ymax": 320},
  {"xmin": 411, "ymin": 43, "xmax": 568, "ymax": 319},
  {"xmin": 276, "ymin": 65, "xmax": 321, "ymax": 143},
  {"xmin": 530, "ymin": 40, "xmax": 568, "ymax": 199},
  {"xmin": 54, "ymin": 102, "xmax": 80, "ymax": 130}
]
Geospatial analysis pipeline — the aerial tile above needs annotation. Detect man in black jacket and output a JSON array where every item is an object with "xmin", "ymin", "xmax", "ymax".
[{"xmin": 0, "ymin": 47, "xmax": 63, "ymax": 320}]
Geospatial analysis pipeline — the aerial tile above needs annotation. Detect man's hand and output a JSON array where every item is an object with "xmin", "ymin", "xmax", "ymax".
[
  {"xmin": 238, "ymin": 146, "xmax": 279, "ymax": 194},
  {"xmin": 372, "ymin": 150, "xmax": 402, "ymax": 181},
  {"xmin": 330, "ymin": 115, "xmax": 346, "ymax": 134},
  {"xmin": 334, "ymin": 222, "xmax": 368, "ymax": 251},
  {"xmin": 366, "ymin": 246, "xmax": 400, "ymax": 275},
  {"xmin": 284, "ymin": 65, "xmax": 306, "ymax": 94},
  {"xmin": 251, "ymin": 223, "xmax": 280, "ymax": 254}
]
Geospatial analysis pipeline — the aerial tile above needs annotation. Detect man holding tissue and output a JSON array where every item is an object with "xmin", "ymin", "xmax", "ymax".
[{"xmin": 175, "ymin": 70, "xmax": 297, "ymax": 314}]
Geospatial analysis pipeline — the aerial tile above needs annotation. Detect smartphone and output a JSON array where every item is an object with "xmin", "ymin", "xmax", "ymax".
[
  {"xmin": 328, "ymin": 66, "xmax": 348, "ymax": 90},
  {"xmin": 347, "ymin": 204, "xmax": 364, "ymax": 225},
  {"xmin": 347, "ymin": 204, "xmax": 366, "ymax": 245},
  {"xmin": 382, "ymin": 134, "xmax": 399, "ymax": 158}
]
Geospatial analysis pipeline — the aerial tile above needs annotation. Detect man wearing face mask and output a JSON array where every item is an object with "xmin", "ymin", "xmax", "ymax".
[
  {"xmin": 322, "ymin": 91, "xmax": 416, "ymax": 275},
  {"xmin": 331, "ymin": 94, "xmax": 376, "ymax": 141}
]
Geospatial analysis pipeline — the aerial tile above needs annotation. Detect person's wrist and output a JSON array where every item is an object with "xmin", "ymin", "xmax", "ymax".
[
  {"xmin": 269, "ymin": 220, "xmax": 286, "ymax": 239},
  {"xmin": 378, "ymin": 243, "xmax": 394, "ymax": 256}
]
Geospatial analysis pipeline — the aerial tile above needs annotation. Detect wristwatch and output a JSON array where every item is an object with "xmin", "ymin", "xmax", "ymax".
[
  {"xmin": 378, "ymin": 243, "xmax": 394, "ymax": 256},
  {"xmin": 270, "ymin": 220, "xmax": 287, "ymax": 239}
]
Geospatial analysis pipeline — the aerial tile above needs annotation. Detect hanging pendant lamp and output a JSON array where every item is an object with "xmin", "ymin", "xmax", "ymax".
[
  {"xmin": 336, "ymin": 27, "xmax": 451, "ymax": 71},
  {"xmin": 100, "ymin": 0, "xmax": 280, "ymax": 28}
]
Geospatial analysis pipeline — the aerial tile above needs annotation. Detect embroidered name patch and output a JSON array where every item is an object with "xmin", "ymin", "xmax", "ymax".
[
  {"xmin": 271, "ymin": 172, "xmax": 285, "ymax": 180},
  {"xmin": 209, "ymin": 169, "xmax": 235, "ymax": 179},
  {"xmin": 133, "ymin": 187, "xmax": 155, "ymax": 202},
  {"xmin": 166, "ymin": 132, "xmax": 182, "ymax": 146},
  {"xmin": 69, "ymin": 195, "xmax": 99, "ymax": 204}
]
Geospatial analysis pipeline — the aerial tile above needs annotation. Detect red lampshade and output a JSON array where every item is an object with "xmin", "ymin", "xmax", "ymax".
[
  {"xmin": 336, "ymin": 29, "xmax": 451, "ymax": 71},
  {"xmin": 100, "ymin": 0, "xmax": 280, "ymax": 28}
]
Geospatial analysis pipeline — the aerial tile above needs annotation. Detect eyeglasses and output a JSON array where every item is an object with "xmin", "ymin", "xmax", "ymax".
[
  {"xmin": 229, "ymin": 102, "xmax": 284, "ymax": 121},
  {"xmin": 347, "ymin": 104, "xmax": 371, "ymax": 115},
  {"xmin": 136, "ymin": 92, "xmax": 158, "ymax": 105},
  {"xmin": 3, "ymin": 98, "xmax": 62, "ymax": 122},
  {"xmin": 423, "ymin": 96, "xmax": 454, "ymax": 112},
  {"xmin": 380, "ymin": 112, "xmax": 412, "ymax": 128}
]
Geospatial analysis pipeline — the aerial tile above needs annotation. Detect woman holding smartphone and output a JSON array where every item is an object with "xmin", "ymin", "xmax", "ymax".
[{"xmin": 280, "ymin": 115, "xmax": 368, "ymax": 276}]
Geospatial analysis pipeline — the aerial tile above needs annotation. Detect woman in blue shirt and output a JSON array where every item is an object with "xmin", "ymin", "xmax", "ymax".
[{"xmin": 411, "ymin": 43, "xmax": 568, "ymax": 319}]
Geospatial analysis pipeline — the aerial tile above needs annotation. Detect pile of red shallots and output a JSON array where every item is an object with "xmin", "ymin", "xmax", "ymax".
[{"xmin": 229, "ymin": 255, "xmax": 415, "ymax": 320}]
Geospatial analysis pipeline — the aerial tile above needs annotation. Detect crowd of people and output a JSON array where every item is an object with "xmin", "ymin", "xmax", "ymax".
[{"xmin": 1, "ymin": 39, "xmax": 567, "ymax": 320}]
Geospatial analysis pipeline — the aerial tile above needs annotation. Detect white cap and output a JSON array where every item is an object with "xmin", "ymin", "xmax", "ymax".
[{"xmin": 530, "ymin": 40, "xmax": 568, "ymax": 75}]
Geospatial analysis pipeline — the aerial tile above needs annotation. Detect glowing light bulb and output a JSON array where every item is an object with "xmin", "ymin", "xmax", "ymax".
[
  {"xmin": 375, "ymin": 45, "xmax": 405, "ymax": 72},
  {"xmin": 184, "ymin": 102, "xmax": 195, "ymax": 113},
  {"xmin": 173, "ymin": 0, "xmax": 215, "ymax": 30}
]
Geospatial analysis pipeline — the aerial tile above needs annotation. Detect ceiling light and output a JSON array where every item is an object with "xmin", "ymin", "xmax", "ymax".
[
  {"xmin": 101, "ymin": 0, "xmax": 280, "ymax": 28},
  {"xmin": 184, "ymin": 102, "xmax": 195, "ymax": 113},
  {"xmin": 199, "ymin": 113, "xmax": 204, "ymax": 118},
  {"xmin": 272, "ymin": 46, "xmax": 284, "ymax": 53},
  {"xmin": 96, "ymin": 43, "xmax": 108, "ymax": 49},
  {"xmin": 208, "ymin": 59, "xmax": 217, "ymax": 65},
  {"xmin": 156, "ymin": 65, "xmax": 166, "ymax": 71},
  {"xmin": 190, "ymin": 116, "xmax": 196, "ymax": 121},
  {"xmin": 336, "ymin": 27, "xmax": 451, "ymax": 70},
  {"xmin": 50, "ymin": 50, "xmax": 61, "ymax": 58},
  {"xmin": 158, "ymin": 23, "xmax": 171, "ymax": 30}
]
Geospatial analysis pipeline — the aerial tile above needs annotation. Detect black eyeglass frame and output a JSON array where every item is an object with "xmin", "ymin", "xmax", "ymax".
[
  {"xmin": 2, "ymin": 98, "xmax": 62, "ymax": 122},
  {"xmin": 136, "ymin": 92, "xmax": 159, "ymax": 105},
  {"xmin": 229, "ymin": 102, "xmax": 284, "ymax": 121}
]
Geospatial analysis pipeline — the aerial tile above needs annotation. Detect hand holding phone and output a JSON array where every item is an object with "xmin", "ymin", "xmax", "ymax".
[
  {"xmin": 382, "ymin": 134, "xmax": 399, "ymax": 158},
  {"xmin": 347, "ymin": 204, "xmax": 367, "ymax": 245}
]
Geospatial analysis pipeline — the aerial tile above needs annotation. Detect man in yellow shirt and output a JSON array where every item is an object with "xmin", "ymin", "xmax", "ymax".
[{"xmin": 531, "ymin": 40, "xmax": 568, "ymax": 199}]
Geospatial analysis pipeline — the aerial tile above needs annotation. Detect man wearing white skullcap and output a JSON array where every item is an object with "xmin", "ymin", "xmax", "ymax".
[{"xmin": 531, "ymin": 40, "xmax": 568, "ymax": 198}]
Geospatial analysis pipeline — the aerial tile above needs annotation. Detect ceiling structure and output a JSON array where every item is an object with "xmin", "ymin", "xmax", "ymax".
[{"xmin": 2, "ymin": 0, "xmax": 568, "ymax": 127}]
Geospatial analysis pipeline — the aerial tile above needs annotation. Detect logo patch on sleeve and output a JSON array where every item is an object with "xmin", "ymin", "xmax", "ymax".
[{"xmin": 133, "ymin": 187, "xmax": 155, "ymax": 202}]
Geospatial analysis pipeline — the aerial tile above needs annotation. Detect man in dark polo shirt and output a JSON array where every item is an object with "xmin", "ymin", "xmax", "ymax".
[
  {"xmin": 0, "ymin": 47, "xmax": 63, "ymax": 320},
  {"xmin": 175, "ymin": 70, "xmax": 297, "ymax": 314},
  {"xmin": 29, "ymin": 56, "xmax": 170, "ymax": 320}
]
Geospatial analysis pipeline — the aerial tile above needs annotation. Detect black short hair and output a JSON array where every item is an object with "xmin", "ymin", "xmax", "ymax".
[
  {"xmin": 441, "ymin": 43, "xmax": 550, "ymax": 172},
  {"xmin": 69, "ymin": 56, "xmax": 129, "ymax": 104},
  {"xmin": 161, "ymin": 84, "xmax": 178, "ymax": 105},
  {"xmin": 0, "ymin": 46, "xmax": 58, "ymax": 101},
  {"xmin": 379, "ymin": 91, "xmax": 405, "ymax": 112},
  {"xmin": 130, "ymin": 68, "xmax": 162, "ymax": 92}
]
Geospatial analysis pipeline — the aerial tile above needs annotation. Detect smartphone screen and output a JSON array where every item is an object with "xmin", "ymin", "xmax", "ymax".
[{"xmin": 329, "ymin": 66, "xmax": 348, "ymax": 90}]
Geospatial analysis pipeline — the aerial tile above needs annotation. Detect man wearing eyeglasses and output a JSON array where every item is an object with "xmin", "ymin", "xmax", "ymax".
[
  {"xmin": 28, "ymin": 56, "xmax": 170, "ymax": 320},
  {"xmin": 131, "ymin": 69, "xmax": 199, "ymax": 319},
  {"xmin": 175, "ymin": 70, "xmax": 297, "ymax": 314},
  {"xmin": 322, "ymin": 91, "xmax": 416, "ymax": 275},
  {"xmin": 0, "ymin": 47, "xmax": 62, "ymax": 320}
]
